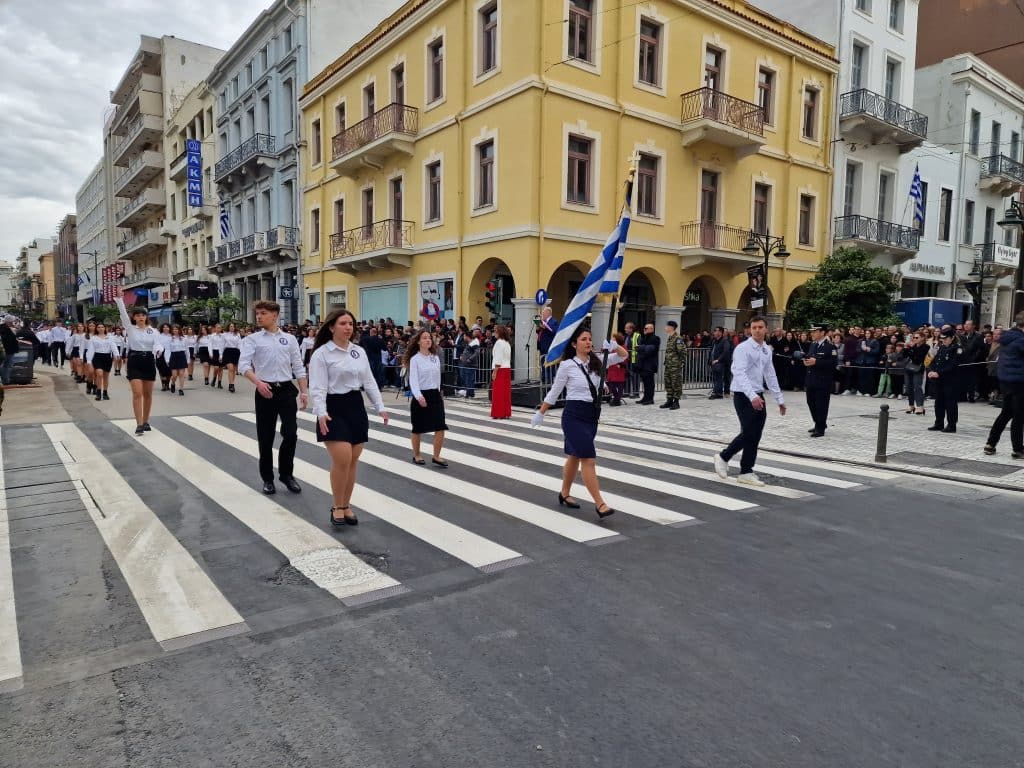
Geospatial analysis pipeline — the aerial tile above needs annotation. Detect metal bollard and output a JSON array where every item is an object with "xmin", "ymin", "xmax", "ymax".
[{"xmin": 874, "ymin": 404, "xmax": 890, "ymax": 463}]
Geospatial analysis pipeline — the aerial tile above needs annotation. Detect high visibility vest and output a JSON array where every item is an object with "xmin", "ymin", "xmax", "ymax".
[{"xmin": 628, "ymin": 332, "xmax": 641, "ymax": 363}]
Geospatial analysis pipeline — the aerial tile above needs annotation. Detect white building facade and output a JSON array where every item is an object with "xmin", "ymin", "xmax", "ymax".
[
  {"xmin": 74, "ymin": 159, "xmax": 108, "ymax": 315},
  {"xmin": 0, "ymin": 262, "xmax": 15, "ymax": 309}
]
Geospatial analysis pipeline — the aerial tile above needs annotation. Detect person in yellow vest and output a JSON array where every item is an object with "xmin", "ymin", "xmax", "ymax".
[{"xmin": 624, "ymin": 321, "xmax": 641, "ymax": 398}]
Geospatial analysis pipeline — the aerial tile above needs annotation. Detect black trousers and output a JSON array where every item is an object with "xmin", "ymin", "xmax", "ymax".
[
  {"xmin": 711, "ymin": 364, "xmax": 725, "ymax": 395},
  {"xmin": 255, "ymin": 382, "xmax": 298, "ymax": 482},
  {"xmin": 805, "ymin": 377, "xmax": 831, "ymax": 433},
  {"xmin": 933, "ymin": 378, "xmax": 959, "ymax": 428},
  {"xmin": 986, "ymin": 382, "xmax": 1024, "ymax": 451},
  {"xmin": 639, "ymin": 372, "xmax": 655, "ymax": 402},
  {"xmin": 722, "ymin": 395, "xmax": 767, "ymax": 474},
  {"xmin": 53, "ymin": 344, "xmax": 66, "ymax": 366}
]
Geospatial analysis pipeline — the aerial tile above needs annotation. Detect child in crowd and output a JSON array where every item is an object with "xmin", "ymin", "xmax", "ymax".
[
  {"xmin": 890, "ymin": 341, "xmax": 906, "ymax": 399},
  {"xmin": 606, "ymin": 332, "xmax": 627, "ymax": 406},
  {"xmin": 875, "ymin": 342, "xmax": 897, "ymax": 398}
]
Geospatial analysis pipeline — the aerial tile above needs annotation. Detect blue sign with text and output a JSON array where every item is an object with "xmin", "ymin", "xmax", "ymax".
[{"xmin": 186, "ymin": 139, "xmax": 203, "ymax": 208}]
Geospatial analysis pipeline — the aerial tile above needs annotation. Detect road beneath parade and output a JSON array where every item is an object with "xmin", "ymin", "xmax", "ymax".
[{"xmin": 1, "ymin": 370, "xmax": 1022, "ymax": 767}]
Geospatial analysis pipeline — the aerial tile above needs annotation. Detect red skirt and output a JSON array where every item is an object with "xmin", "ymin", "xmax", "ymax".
[{"xmin": 490, "ymin": 367, "xmax": 512, "ymax": 418}]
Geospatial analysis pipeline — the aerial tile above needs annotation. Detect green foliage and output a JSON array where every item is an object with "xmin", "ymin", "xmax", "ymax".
[
  {"xmin": 89, "ymin": 305, "xmax": 122, "ymax": 327},
  {"xmin": 180, "ymin": 295, "xmax": 244, "ymax": 324},
  {"xmin": 787, "ymin": 248, "xmax": 901, "ymax": 329}
]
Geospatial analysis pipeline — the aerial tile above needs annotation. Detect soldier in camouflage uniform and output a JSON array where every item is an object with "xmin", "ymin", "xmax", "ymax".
[{"xmin": 661, "ymin": 320, "xmax": 686, "ymax": 410}]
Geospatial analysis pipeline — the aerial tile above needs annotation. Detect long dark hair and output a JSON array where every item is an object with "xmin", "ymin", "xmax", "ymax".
[
  {"xmin": 561, "ymin": 325, "xmax": 603, "ymax": 374},
  {"xmin": 313, "ymin": 309, "xmax": 357, "ymax": 353},
  {"xmin": 403, "ymin": 329, "xmax": 437, "ymax": 367}
]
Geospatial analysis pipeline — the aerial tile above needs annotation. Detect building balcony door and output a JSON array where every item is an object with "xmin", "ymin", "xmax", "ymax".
[{"xmin": 700, "ymin": 171, "xmax": 719, "ymax": 248}]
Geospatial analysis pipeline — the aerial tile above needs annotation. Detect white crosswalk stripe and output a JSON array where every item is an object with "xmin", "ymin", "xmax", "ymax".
[
  {"xmin": 114, "ymin": 419, "xmax": 404, "ymax": 605},
  {"xmin": 47, "ymin": 423, "xmax": 248, "ymax": 651},
  {"xmin": 0, "ymin": 430, "xmax": 24, "ymax": 692}
]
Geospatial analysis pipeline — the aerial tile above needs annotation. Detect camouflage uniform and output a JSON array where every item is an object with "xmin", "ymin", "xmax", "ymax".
[{"xmin": 662, "ymin": 333, "xmax": 687, "ymax": 403}]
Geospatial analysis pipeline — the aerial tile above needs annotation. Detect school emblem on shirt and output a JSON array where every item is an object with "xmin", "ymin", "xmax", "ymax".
[
  {"xmin": 350, "ymin": 349, "xmax": 359, "ymax": 359},
  {"xmin": 146, "ymin": 329, "xmax": 153, "ymax": 334},
  {"xmin": 279, "ymin": 337, "xmax": 288, "ymax": 345}
]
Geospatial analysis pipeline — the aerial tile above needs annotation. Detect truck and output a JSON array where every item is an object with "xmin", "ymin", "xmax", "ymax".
[{"xmin": 893, "ymin": 298, "xmax": 973, "ymax": 328}]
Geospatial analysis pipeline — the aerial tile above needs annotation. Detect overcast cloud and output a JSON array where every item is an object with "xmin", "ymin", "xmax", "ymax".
[{"xmin": 0, "ymin": 0, "xmax": 271, "ymax": 263}]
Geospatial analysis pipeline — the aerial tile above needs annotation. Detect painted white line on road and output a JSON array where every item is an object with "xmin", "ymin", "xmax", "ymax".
[
  {"xmin": 187, "ymin": 416, "xmax": 523, "ymax": 571},
  {"xmin": 114, "ymin": 420, "xmax": 401, "ymax": 604},
  {"xmin": 0, "ymin": 430, "xmax": 24, "ymax": 692},
  {"xmin": 46, "ymin": 423, "xmax": 247, "ymax": 650}
]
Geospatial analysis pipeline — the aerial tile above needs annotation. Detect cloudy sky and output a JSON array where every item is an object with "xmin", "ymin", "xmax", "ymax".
[{"xmin": 0, "ymin": 0, "xmax": 271, "ymax": 263}]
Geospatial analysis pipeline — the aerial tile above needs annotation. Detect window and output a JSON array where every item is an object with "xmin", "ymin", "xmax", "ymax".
[
  {"xmin": 568, "ymin": 0, "xmax": 593, "ymax": 63},
  {"xmin": 700, "ymin": 171, "xmax": 718, "ymax": 225},
  {"xmin": 962, "ymin": 199, "xmax": 975, "ymax": 245},
  {"xmin": 479, "ymin": 2, "xmax": 498, "ymax": 75},
  {"xmin": 244, "ymin": 61, "xmax": 253, "ymax": 88},
  {"xmin": 566, "ymin": 135, "xmax": 592, "ymax": 205},
  {"xmin": 428, "ymin": 38, "xmax": 445, "ymax": 102},
  {"xmin": 310, "ymin": 208, "xmax": 320, "ymax": 252},
  {"xmin": 426, "ymin": 161, "xmax": 442, "ymax": 222},
  {"xmin": 231, "ymin": 76, "xmax": 239, "ymax": 99},
  {"xmin": 918, "ymin": 181, "xmax": 928, "ymax": 232},
  {"xmin": 991, "ymin": 121, "xmax": 1001, "ymax": 157},
  {"xmin": 391, "ymin": 178, "xmax": 404, "ymax": 222},
  {"xmin": 753, "ymin": 183, "xmax": 771, "ymax": 235},
  {"xmin": 362, "ymin": 189, "xmax": 374, "ymax": 236},
  {"xmin": 877, "ymin": 171, "xmax": 894, "ymax": 220},
  {"xmin": 335, "ymin": 103, "xmax": 346, "ymax": 133},
  {"xmin": 938, "ymin": 188, "xmax": 952, "ymax": 241},
  {"xmin": 1011, "ymin": 131, "xmax": 1020, "ymax": 161},
  {"xmin": 969, "ymin": 110, "xmax": 981, "ymax": 155},
  {"xmin": 364, "ymin": 83, "xmax": 375, "ymax": 117},
  {"xmin": 283, "ymin": 80, "xmax": 294, "ymax": 131},
  {"xmin": 260, "ymin": 46, "xmax": 268, "ymax": 71},
  {"xmin": 884, "ymin": 58, "xmax": 900, "ymax": 101},
  {"xmin": 260, "ymin": 95, "xmax": 271, "ymax": 133},
  {"xmin": 704, "ymin": 47, "xmax": 723, "ymax": 91},
  {"xmin": 392, "ymin": 64, "xmax": 405, "ymax": 105},
  {"xmin": 477, "ymin": 140, "xmax": 495, "ymax": 208},
  {"xmin": 638, "ymin": 19, "xmax": 661, "ymax": 86},
  {"xmin": 985, "ymin": 206, "xmax": 995, "ymax": 244},
  {"xmin": 850, "ymin": 44, "xmax": 866, "ymax": 90},
  {"xmin": 636, "ymin": 153, "xmax": 658, "ymax": 217},
  {"xmin": 798, "ymin": 195, "xmax": 814, "ymax": 245},
  {"xmin": 333, "ymin": 200, "xmax": 344, "ymax": 234},
  {"xmin": 843, "ymin": 163, "xmax": 858, "ymax": 216},
  {"xmin": 888, "ymin": 0, "xmax": 903, "ymax": 31},
  {"xmin": 757, "ymin": 68, "xmax": 775, "ymax": 124},
  {"xmin": 802, "ymin": 87, "xmax": 819, "ymax": 140},
  {"xmin": 283, "ymin": 24, "xmax": 293, "ymax": 53},
  {"xmin": 311, "ymin": 119, "xmax": 321, "ymax": 165},
  {"xmin": 855, "ymin": 0, "xmax": 871, "ymax": 12}
]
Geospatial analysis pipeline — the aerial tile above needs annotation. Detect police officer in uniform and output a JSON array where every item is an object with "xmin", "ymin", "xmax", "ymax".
[
  {"xmin": 927, "ymin": 328, "xmax": 962, "ymax": 433},
  {"xmin": 660, "ymin": 320, "xmax": 686, "ymax": 410},
  {"xmin": 803, "ymin": 324, "xmax": 837, "ymax": 437}
]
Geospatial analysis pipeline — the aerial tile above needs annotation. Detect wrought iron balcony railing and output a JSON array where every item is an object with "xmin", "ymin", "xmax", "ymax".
[
  {"xmin": 981, "ymin": 154, "xmax": 1024, "ymax": 185},
  {"xmin": 331, "ymin": 103, "xmax": 419, "ymax": 161},
  {"xmin": 215, "ymin": 133, "xmax": 276, "ymax": 180},
  {"xmin": 835, "ymin": 214, "xmax": 920, "ymax": 251},
  {"xmin": 211, "ymin": 227, "xmax": 300, "ymax": 267},
  {"xmin": 330, "ymin": 219, "xmax": 413, "ymax": 259},
  {"xmin": 266, "ymin": 225, "xmax": 300, "ymax": 247},
  {"xmin": 679, "ymin": 88, "xmax": 764, "ymax": 136},
  {"xmin": 679, "ymin": 222, "xmax": 752, "ymax": 253},
  {"xmin": 839, "ymin": 89, "xmax": 928, "ymax": 140}
]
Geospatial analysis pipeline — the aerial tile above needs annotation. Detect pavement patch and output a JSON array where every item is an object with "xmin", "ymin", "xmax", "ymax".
[{"xmin": 888, "ymin": 452, "xmax": 1020, "ymax": 478}]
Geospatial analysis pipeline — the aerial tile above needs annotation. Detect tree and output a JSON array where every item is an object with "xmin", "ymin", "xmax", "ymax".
[
  {"xmin": 180, "ymin": 295, "xmax": 244, "ymax": 325},
  {"xmin": 787, "ymin": 247, "xmax": 901, "ymax": 329},
  {"xmin": 89, "ymin": 304, "xmax": 122, "ymax": 327}
]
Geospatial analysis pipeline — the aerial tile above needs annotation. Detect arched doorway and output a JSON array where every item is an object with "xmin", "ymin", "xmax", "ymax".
[
  {"xmin": 468, "ymin": 258, "xmax": 516, "ymax": 325},
  {"xmin": 681, "ymin": 276, "xmax": 727, "ymax": 334},
  {"xmin": 546, "ymin": 261, "xmax": 589, "ymax": 318},
  {"xmin": 619, "ymin": 269, "xmax": 667, "ymax": 331},
  {"xmin": 738, "ymin": 285, "xmax": 776, "ymax": 316},
  {"xmin": 785, "ymin": 286, "xmax": 806, "ymax": 321}
]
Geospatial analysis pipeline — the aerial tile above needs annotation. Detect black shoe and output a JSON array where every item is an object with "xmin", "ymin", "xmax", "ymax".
[
  {"xmin": 204, "ymin": 378, "xmax": 209, "ymax": 385},
  {"xmin": 262, "ymin": 481, "xmax": 276, "ymax": 495},
  {"xmin": 102, "ymin": 392, "xmax": 109, "ymax": 400},
  {"xmin": 135, "ymin": 425, "xmax": 145, "ymax": 436},
  {"xmin": 808, "ymin": 428, "xmax": 817, "ymax": 433},
  {"xmin": 983, "ymin": 444, "xmax": 996, "ymax": 455},
  {"xmin": 927, "ymin": 424, "xmax": 944, "ymax": 431},
  {"xmin": 1012, "ymin": 450, "xmax": 1024, "ymax": 460},
  {"xmin": 942, "ymin": 426, "xmax": 957, "ymax": 433},
  {"xmin": 810, "ymin": 431, "xmax": 825, "ymax": 437},
  {"xmin": 558, "ymin": 493, "xmax": 581, "ymax": 509},
  {"xmin": 596, "ymin": 503, "xmax": 616, "ymax": 519},
  {"xmin": 170, "ymin": 383, "xmax": 175, "ymax": 393},
  {"xmin": 330, "ymin": 506, "xmax": 348, "ymax": 528},
  {"xmin": 708, "ymin": 394, "xmax": 723, "ymax": 400},
  {"xmin": 638, "ymin": 399, "xmax": 654, "ymax": 405},
  {"xmin": 659, "ymin": 401, "xmax": 672, "ymax": 409},
  {"xmin": 178, "ymin": 390, "xmax": 184, "ymax": 397},
  {"xmin": 188, "ymin": 375, "xmax": 193, "ymax": 381},
  {"xmin": 411, "ymin": 456, "xmax": 425, "ymax": 465},
  {"xmin": 218, "ymin": 381, "xmax": 223, "ymax": 389},
  {"xmin": 114, "ymin": 370, "xmax": 120, "ymax": 376},
  {"xmin": 431, "ymin": 457, "xmax": 449, "ymax": 468},
  {"xmin": 668, "ymin": 400, "xmax": 680, "ymax": 410},
  {"xmin": 281, "ymin": 477, "xmax": 301, "ymax": 493},
  {"xmin": 228, "ymin": 384, "xmax": 235, "ymax": 393},
  {"xmin": 142, "ymin": 422, "xmax": 152, "ymax": 432},
  {"xmin": 95, "ymin": 393, "xmax": 102, "ymax": 401}
]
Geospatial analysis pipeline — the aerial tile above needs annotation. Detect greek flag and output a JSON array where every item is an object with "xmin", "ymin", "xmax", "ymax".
[
  {"xmin": 545, "ymin": 192, "xmax": 632, "ymax": 366},
  {"xmin": 909, "ymin": 165, "xmax": 925, "ymax": 230},
  {"xmin": 219, "ymin": 198, "xmax": 233, "ymax": 240}
]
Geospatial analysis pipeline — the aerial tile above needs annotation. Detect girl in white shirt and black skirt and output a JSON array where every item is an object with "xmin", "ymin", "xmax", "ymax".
[
  {"xmin": 308, "ymin": 309, "xmax": 389, "ymax": 527},
  {"xmin": 222, "ymin": 322, "xmax": 242, "ymax": 393},
  {"xmin": 85, "ymin": 323, "xmax": 120, "ymax": 401},
  {"xmin": 164, "ymin": 326, "xmax": 190, "ymax": 396},
  {"xmin": 116, "ymin": 297, "xmax": 161, "ymax": 435},
  {"xmin": 532, "ymin": 327, "xmax": 627, "ymax": 519},
  {"xmin": 300, "ymin": 327, "xmax": 316, "ymax": 369},
  {"xmin": 403, "ymin": 329, "xmax": 449, "ymax": 467},
  {"xmin": 184, "ymin": 326, "xmax": 197, "ymax": 381},
  {"xmin": 208, "ymin": 324, "xmax": 225, "ymax": 389}
]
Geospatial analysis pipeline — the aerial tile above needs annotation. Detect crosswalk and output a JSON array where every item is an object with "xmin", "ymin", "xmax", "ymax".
[{"xmin": 0, "ymin": 398, "xmax": 900, "ymax": 692}]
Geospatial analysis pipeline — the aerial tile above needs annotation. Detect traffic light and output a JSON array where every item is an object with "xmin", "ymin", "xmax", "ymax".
[{"xmin": 484, "ymin": 281, "xmax": 497, "ymax": 315}]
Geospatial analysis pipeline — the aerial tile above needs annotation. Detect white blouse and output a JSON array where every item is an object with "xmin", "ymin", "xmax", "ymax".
[
  {"xmin": 300, "ymin": 336, "xmax": 315, "ymax": 353},
  {"xmin": 198, "ymin": 334, "xmax": 211, "ymax": 351},
  {"xmin": 110, "ymin": 333, "xmax": 126, "ymax": 352},
  {"xmin": 208, "ymin": 333, "xmax": 225, "ymax": 353},
  {"xmin": 544, "ymin": 353, "xmax": 625, "ymax": 405},
  {"xmin": 308, "ymin": 341, "xmax": 385, "ymax": 418},
  {"xmin": 491, "ymin": 338, "xmax": 512, "ymax": 369},
  {"xmin": 163, "ymin": 336, "xmax": 190, "ymax": 363},
  {"xmin": 183, "ymin": 334, "xmax": 197, "ymax": 350},
  {"xmin": 85, "ymin": 336, "xmax": 121, "ymax": 363},
  {"xmin": 408, "ymin": 353, "xmax": 442, "ymax": 399},
  {"xmin": 115, "ymin": 298, "xmax": 161, "ymax": 354},
  {"xmin": 222, "ymin": 331, "xmax": 241, "ymax": 349}
]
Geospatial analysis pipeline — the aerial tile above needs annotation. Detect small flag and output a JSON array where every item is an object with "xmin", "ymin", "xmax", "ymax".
[
  {"xmin": 545, "ymin": 189, "xmax": 632, "ymax": 366},
  {"xmin": 909, "ymin": 165, "xmax": 924, "ymax": 230},
  {"xmin": 219, "ymin": 198, "xmax": 233, "ymax": 240}
]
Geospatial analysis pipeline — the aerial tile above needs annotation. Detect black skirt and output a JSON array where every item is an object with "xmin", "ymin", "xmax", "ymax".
[
  {"xmin": 155, "ymin": 354, "xmax": 170, "ymax": 377},
  {"xmin": 126, "ymin": 351, "xmax": 156, "ymax": 381},
  {"xmin": 317, "ymin": 391, "xmax": 369, "ymax": 444},
  {"xmin": 91, "ymin": 353, "xmax": 113, "ymax": 372},
  {"xmin": 70, "ymin": 347, "xmax": 80, "ymax": 360},
  {"xmin": 210, "ymin": 350, "xmax": 222, "ymax": 367},
  {"xmin": 222, "ymin": 348, "xmax": 241, "ymax": 367},
  {"xmin": 169, "ymin": 351, "xmax": 188, "ymax": 370},
  {"xmin": 197, "ymin": 347, "xmax": 210, "ymax": 364},
  {"xmin": 410, "ymin": 389, "xmax": 447, "ymax": 434},
  {"xmin": 561, "ymin": 400, "xmax": 598, "ymax": 459}
]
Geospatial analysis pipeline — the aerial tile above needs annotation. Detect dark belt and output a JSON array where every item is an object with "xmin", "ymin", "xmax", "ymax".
[
  {"xmin": 128, "ymin": 351, "xmax": 153, "ymax": 356},
  {"xmin": 265, "ymin": 381, "xmax": 293, "ymax": 388}
]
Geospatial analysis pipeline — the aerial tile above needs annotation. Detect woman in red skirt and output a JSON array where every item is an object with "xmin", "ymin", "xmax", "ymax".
[{"xmin": 490, "ymin": 324, "xmax": 512, "ymax": 419}]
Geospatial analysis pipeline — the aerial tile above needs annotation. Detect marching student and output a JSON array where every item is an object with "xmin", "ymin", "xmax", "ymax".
[
  {"xmin": 403, "ymin": 329, "xmax": 449, "ymax": 467},
  {"xmin": 84, "ymin": 322, "xmax": 119, "ymax": 401},
  {"xmin": 208, "ymin": 323, "xmax": 225, "ymax": 388},
  {"xmin": 50, "ymin": 322, "xmax": 68, "ymax": 369},
  {"xmin": 155, "ymin": 323, "xmax": 173, "ymax": 392},
  {"xmin": 714, "ymin": 316, "xmax": 786, "ymax": 486},
  {"xmin": 197, "ymin": 325, "xmax": 212, "ymax": 384},
  {"xmin": 163, "ymin": 326, "xmax": 190, "ymax": 396},
  {"xmin": 184, "ymin": 326, "xmax": 197, "ymax": 381},
  {"xmin": 309, "ymin": 308, "xmax": 389, "ymax": 527},
  {"xmin": 239, "ymin": 300, "xmax": 309, "ymax": 496},
  {"xmin": 116, "ymin": 296, "xmax": 161, "ymax": 436},
  {"xmin": 490, "ymin": 324, "xmax": 512, "ymax": 419},
  {"xmin": 300, "ymin": 326, "xmax": 316, "ymax": 369},
  {"xmin": 67, "ymin": 323, "xmax": 84, "ymax": 380},
  {"xmin": 222, "ymin": 322, "xmax": 242, "ymax": 393},
  {"xmin": 37, "ymin": 324, "xmax": 52, "ymax": 366},
  {"xmin": 111, "ymin": 326, "xmax": 126, "ymax": 376},
  {"xmin": 83, "ymin": 320, "xmax": 97, "ymax": 394},
  {"xmin": 531, "ymin": 327, "xmax": 627, "ymax": 519}
]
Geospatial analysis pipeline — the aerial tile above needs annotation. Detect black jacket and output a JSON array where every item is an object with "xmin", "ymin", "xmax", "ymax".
[
  {"xmin": 636, "ymin": 333, "xmax": 661, "ymax": 373},
  {"xmin": 0, "ymin": 326, "xmax": 18, "ymax": 356},
  {"xmin": 709, "ymin": 336, "xmax": 732, "ymax": 366}
]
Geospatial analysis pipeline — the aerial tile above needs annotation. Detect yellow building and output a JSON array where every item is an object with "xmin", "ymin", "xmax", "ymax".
[
  {"xmin": 37, "ymin": 250, "xmax": 57, "ymax": 319},
  {"xmin": 299, "ymin": 0, "xmax": 837, "ymax": 338}
]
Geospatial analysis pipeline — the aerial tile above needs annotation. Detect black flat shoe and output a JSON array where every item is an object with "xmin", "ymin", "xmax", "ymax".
[
  {"xmin": 330, "ymin": 506, "xmax": 349, "ymax": 528},
  {"xmin": 142, "ymin": 422, "xmax": 152, "ymax": 431},
  {"xmin": 135, "ymin": 425, "xmax": 145, "ymax": 436},
  {"xmin": 558, "ymin": 493, "xmax": 581, "ymax": 509},
  {"xmin": 596, "ymin": 503, "xmax": 616, "ymax": 519},
  {"xmin": 432, "ymin": 457, "xmax": 449, "ymax": 468},
  {"xmin": 229, "ymin": 384, "xmax": 235, "ymax": 393},
  {"xmin": 262, "ymin": 481, "xmax": 276, "ymax": 495},
  {"xmin": 281, "ymin": 477, "xmax": 302, "ymax": 493},
  {"xmin": 412, "ymin": 456, "xmax": 425, "ymax": 465}
]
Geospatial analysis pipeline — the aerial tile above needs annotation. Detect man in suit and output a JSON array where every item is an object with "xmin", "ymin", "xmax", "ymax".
[
  {"xmin": 636, "ymin": 322, "xmax": 661, "ymax": 405},
  {"xmin": 536, "ymin": 306, "xmax": 558, "ymax": 386},
  {"xmin": 708, "ymin": 327, "xmax": 732, "ymax": 399},
  {"xmin": 803, "ymin": 324, "xmax": 837, "ymax": 437}
]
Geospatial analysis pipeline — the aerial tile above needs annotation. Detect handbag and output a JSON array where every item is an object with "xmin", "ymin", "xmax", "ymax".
[{"xmin": 905, "ymin": 361, "xmax": 922, "ymax": 373}]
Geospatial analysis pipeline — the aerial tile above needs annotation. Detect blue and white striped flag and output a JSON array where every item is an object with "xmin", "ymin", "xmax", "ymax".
[
  {"xmin": 545, "ymin": 193, "xmax": 632, "ymax": 366},
  {"xmin": 909, "ymin": 165, "xmax": 924, "ymax": 230},
  {"xmin": 219, "ymin": 198, "xmax": 233, "ymax": 240}
]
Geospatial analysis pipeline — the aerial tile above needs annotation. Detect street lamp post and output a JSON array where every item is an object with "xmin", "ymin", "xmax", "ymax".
[
  {"xmin": 997, "ymin": 199, "xmax": 1024, "ymax": 318},
  {"xmin": 742, "ymin": 229, "xmax": 790, "ymax": 320}
]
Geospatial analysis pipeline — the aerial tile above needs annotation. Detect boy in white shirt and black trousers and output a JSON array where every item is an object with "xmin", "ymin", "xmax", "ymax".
[{"xmin": 239, "ymin": 300, "xmax": 309, "ymax": 495}]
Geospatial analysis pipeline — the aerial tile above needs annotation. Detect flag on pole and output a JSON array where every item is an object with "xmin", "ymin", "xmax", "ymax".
[
  {"xmin": 909, "ymin": 164, "xmax": 925, "ymax": 230},
  {"xmin": 545, "ymin": 190, "xmax": 632, "ymax": 366},
  {"xmin": 219, "ymin": 198, "xmax": 233, "ymax": 240}
]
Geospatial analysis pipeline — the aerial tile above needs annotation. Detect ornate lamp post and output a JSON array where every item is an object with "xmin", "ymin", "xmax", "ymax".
[
  {"xmin": 742, "ymin": 230, "xmax": 790, "ymax": 318},
  {"xmin": 998, "ymin": 199, "xmax": 1024, "ymax": 317}
]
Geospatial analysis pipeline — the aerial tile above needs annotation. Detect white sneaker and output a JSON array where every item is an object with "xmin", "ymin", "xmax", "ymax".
[
  {"xmin": 713, "ymin": 454, "xmax": 729, "ymax": 479},
  {"xmin": 456, "ymin": 389, "xmax": 467, "ymax": 397},
  {"xmin": 737, "ymin": 472, "xmax": 766, "ymax": 487},
  {"xmin": 842, "ymin": 390, "xmax": 853, "ymax": 396}
]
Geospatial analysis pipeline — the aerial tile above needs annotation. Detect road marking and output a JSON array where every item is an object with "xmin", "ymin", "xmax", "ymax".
[
  {"xmin": 0, "ymin": 430, "xmax": 24, "ymax": 692},
  {"xmin": 113, "ymin": 420, "xmax": 402, "ymax": 605},
  {"xmin": 46, "ymin": 423, "xmax": 247, "ymax": 651},
  {"xmin": 184, "ymin": 417, "xmax": 524, "ymax": 571},
  {"xmin": 284, "ymin": 412, "xmax": 695, "ymax": 526},
  {"xmin": 231, "ymin": 413, "xmax": 618, "ymax": 545}
]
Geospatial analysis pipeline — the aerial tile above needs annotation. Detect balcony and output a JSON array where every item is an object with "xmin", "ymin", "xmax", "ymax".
[
  {"xmin": 114, "ymin": 187, "xmax": 165, "ymax": 228},
  {"xmin": 116, "ymin": 228, "xmax": 165, "ymax": 261},
  {"xmin": 169, "ymin": 149, "xmax": 189, "ymax": 181},
  {"xmin": 328, "ymin": 219, "xmax": 413, "ymax": 273},
  {"xmin": 110, "ymin": 36, "xmax": 161, "ymax": 105},
  {"xmin": 111, "ymin": 113, "xmax": 163, "ymax": 167},
  {"xmin": 980, "ymin": 155, "xmax": 1024, "ymax": 196},
  {"xmin": 112, "ymin": 149, "xmax": 163, "ymax": 198},
  {"xmin": 215, "ymin": 133, "xmax": 276, "ymax": 183},
  {"xmin": 838, "ymin": 89, "xmax": 927, "ymax": 151},
  {"xmin": 120, "ymin": 266, "xmax": 170, "ymax": 290},
  {"xmin": 679, "ymin": 222, "xmax": 762, "ymax": 272},
  {"xmin": 110, "ymin": 74, "xmax": 162, "ymax": 136},
  {"xmin": 834, "ymin": 215, "xmax": 919, "ymax": 261},
  {"xmin": 679, "ymin": 88, "xmax": 765, "ymax": 158},
  {"xmin": 978, "ymin": 241, "xmax": 1021, "ymax": 271},
  {"xmin": 331, "ymin": 103, "xmax": 418, "ymax": 177},
  {"xmin": 208, "ymin": 226, "xmax": 300, "ymax": 274}
]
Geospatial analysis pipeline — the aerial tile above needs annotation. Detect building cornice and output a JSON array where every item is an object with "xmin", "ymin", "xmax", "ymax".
[{"xmin": 208, "ymin": 0, "xmax": 306, "ymax": 89}]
